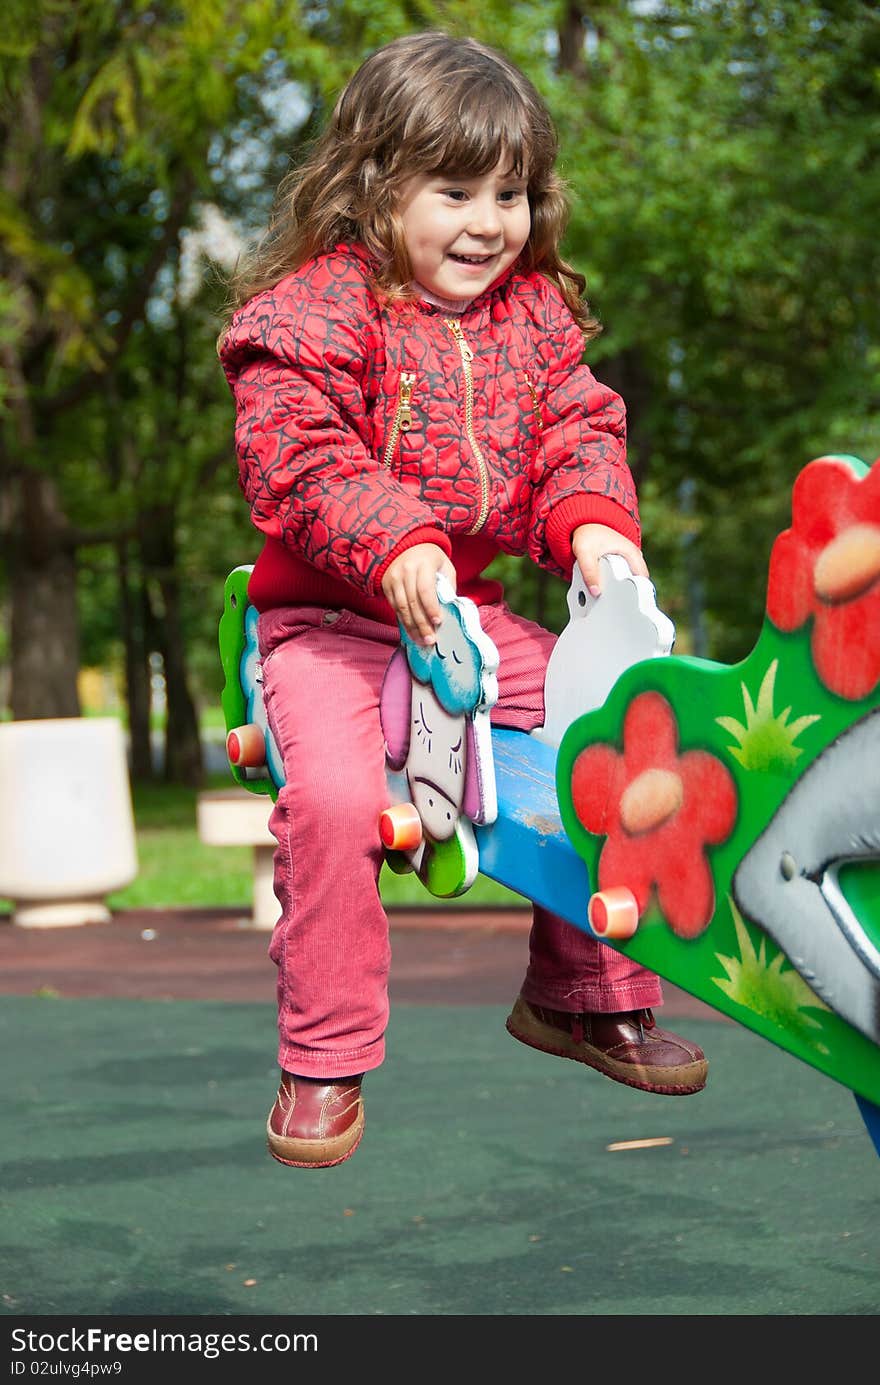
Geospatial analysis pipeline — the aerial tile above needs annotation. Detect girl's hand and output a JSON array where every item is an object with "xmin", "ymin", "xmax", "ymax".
[
  {"xmin": 382, "ymin": 544, "xmax": 458, "ymax": 646},
  {"xmin": 571, "ymin": 523, "xmax": 649, "ymax": 596}
]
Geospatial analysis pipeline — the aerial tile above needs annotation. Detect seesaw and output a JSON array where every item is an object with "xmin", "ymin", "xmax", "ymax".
[{"xmin": 219, "ymin": 453, "xmax": 880, "ymax": 1157}]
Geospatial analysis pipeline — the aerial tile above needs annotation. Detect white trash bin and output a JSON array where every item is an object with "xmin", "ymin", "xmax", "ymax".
[{"xmin": 0, "ymin": 717, "xmax": 138, "ymax": 927}]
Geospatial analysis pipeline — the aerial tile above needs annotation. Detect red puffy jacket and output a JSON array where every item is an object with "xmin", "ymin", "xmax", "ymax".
[{"xmin": 219, "ymin": 243, "xmax": 639, "ymax": 621}]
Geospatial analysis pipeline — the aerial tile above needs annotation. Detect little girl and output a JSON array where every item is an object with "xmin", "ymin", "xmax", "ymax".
[{"xmin": 219, "ymin": 31, "xmax": 708, "ymax": 1169}]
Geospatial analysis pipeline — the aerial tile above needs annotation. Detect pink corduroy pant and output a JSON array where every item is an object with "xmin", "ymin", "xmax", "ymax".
[{"xmin": 257, "ymin": 602, "xmax": 663, "ymax": 1078}]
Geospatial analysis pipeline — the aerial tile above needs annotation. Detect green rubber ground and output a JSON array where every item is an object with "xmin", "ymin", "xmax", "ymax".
[{"xmin": 1, "ymin": 997, "xmax": 878, "ymax": 1317}]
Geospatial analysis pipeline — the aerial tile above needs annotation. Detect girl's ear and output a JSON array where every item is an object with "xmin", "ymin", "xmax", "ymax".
[{"xmin": 380, "ymin": 646, "xmax": 412, "ymax": 769}]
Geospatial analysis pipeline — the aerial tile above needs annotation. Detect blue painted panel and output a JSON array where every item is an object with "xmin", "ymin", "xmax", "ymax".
[{"xmin": 475, "ymin": 728, "xmax": 592, "ymax": 930}]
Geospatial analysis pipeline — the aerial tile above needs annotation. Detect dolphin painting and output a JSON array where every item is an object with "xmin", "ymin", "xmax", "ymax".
[{"xmin": 732, "ymin": 706, "xmax": 880, "ymax": 1044}]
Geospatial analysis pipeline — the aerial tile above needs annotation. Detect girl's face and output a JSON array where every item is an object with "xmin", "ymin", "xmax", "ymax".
[{"xmin": 397, "ymin": 157, "xmax": 530, "ymax": 302}]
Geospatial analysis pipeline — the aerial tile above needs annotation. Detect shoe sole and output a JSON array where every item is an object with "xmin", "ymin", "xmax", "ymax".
[
  {"xmin": 506, "ymin": 999, "xmax": 707, "ymax": 1096},
  {"xmin": 266, "ymin": 1106, "xmax": 365, "ymax": 1168}
]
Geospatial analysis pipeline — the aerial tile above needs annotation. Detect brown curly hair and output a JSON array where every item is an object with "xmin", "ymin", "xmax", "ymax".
[{"xmin": 226, "ymin": 31, "xmax": 599, "ymax": 338}]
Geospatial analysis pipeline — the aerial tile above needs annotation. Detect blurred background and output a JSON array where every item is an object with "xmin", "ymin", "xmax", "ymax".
[{"xmin": 1, "ymin": 0, "xmax": 878, "ymax": 913}]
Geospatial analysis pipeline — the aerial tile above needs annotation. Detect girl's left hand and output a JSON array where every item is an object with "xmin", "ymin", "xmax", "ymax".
[
  {"xmin": 571, "ymin": 523, "xmax": 649, "ymax": 597},
  {"xmin": 382, "ymin": 542, "xmax": 458, "ymax": 647}
]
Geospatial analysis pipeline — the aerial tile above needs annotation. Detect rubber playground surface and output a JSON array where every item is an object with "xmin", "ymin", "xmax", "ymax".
[{"xmin": 0, "ymin": 907, "xmax": 878, "ymax": 1318}]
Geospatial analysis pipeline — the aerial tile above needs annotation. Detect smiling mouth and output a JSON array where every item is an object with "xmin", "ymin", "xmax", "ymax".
[{"xmin": 448, "ymin": 252, "xmax": 496, "ymax": 265}]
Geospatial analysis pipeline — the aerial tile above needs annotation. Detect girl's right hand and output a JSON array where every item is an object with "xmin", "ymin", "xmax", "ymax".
[
  {"xmin": 382, "ymin": 544, "xmax": 458, "ymax": 646},
  {"xmin": 571, "ymin": 522, "xmax": 649, "ymax": 597}
]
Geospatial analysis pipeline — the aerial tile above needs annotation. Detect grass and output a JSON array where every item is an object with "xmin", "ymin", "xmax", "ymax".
[
  {"xmin": 108, "ymin": 775, "xmax": 251, "ymax": 911},
  {"xmin": 106, "ymin": 774, "xmax": 526, "ymax": 912}
]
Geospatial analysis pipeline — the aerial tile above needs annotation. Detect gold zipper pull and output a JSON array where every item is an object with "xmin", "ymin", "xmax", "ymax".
[
  {"xmin": 381, "ymin": 370, "xmax": 417, "ymax": 468},
  {"xmin": 524, "ymin": 371, "xmax": 543, "ymax": 431},
  {"xmin": 398, "ymin": 371, "xmax": 415, "ymax": 430},
  {"xmin": 445, "ymin": 318, "xmax": 474, "ymax": 361}
]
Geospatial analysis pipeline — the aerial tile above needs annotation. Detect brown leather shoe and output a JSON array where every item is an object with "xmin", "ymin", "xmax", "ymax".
[
  {"xmin": 506, "ymin": 995, "xmax": 707, "ymax": 1095},
  {"xmin": 266, "ymin": 1072, "xmax": 365, "ymax": 1167}
]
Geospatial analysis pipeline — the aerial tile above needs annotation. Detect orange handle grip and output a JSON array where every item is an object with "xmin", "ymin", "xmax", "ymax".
[
  {"xmin": 379, "ymin": 803, "xmax": 423, "ymax": 852},
  {"xmin": 587, "ymin": 886, "xmax": 639, "ymax": 940},
  {"xmin": 226, "ymin": 723, "xmax": 267, "ymax": 768}
]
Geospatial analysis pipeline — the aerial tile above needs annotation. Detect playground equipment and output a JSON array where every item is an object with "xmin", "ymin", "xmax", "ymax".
[{"xmin": 219, "ymin": 453, "xmax": 880, "ymax": 1157}]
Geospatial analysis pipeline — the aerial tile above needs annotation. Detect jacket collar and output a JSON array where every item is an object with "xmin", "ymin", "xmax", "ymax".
[{"xmin": 336, "ymin": 240, "xmax": 520, "ymax": 314}]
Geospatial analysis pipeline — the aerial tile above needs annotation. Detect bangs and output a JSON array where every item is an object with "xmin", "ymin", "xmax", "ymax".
[{"xmin": 399, "ymin": 79, "xmax": 555, "ymax": 185}]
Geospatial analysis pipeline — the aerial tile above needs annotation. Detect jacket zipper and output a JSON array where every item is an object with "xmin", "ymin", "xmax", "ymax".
[
  {"xmin": 445, "ymin": 318, "xmax": 490, "ymax": 534},
  {"xmin": 524, "ymin": 371, "xmax": 543, "ymax": 432},
  {"xmin": 381, "ymin": 371, "xmax": 416, "ymax": 468}
]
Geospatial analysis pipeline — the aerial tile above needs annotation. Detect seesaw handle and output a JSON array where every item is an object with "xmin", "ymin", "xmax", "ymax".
[{"xmin": 587, "ymin": 887, "xmax": 640, "ymax": 940}]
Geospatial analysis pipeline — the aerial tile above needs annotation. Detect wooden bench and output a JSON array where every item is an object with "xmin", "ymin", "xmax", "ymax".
[{"xmin": 196, "ymin": 787, "xmax": 279, "ymax": 930}]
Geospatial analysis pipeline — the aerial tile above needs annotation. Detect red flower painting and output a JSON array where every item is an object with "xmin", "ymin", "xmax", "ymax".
[
  {"xmin": 570, "ymin": 692, "xmax": 737, "ymax": 938},
  {"xmin": 767, "ymin": 456, "xmax": 880, "ymax": 700}
]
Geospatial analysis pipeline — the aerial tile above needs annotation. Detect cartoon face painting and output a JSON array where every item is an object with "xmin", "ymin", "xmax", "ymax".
[
  {"xmin": 380, "ymin": 576, "xmax": 499, "ymax": 889},
  {"xmin": 406, "ymin": 687, "xmax": 467, "ymax": 841}
]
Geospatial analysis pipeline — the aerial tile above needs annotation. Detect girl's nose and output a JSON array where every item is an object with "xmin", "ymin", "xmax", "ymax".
[{"xmin": 467, "ymin": 195, "xmax": 502, "ymax": 238}]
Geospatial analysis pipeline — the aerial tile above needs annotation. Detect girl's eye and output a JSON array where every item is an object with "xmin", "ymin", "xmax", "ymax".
[{"xmin": 444, "ymin": 189, "xmax": 468, "ymax": 202}]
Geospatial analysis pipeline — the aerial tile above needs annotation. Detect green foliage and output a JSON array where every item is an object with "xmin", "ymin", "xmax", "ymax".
[
  {"xmin": 2, "ymin": 0, "xmax": 879, "ymax": 751},
  {"xmin": 547, "ymin": 0, "xmax": 880, "ymax": 657},
  {"xmin": 104, "ymin": 774, "xmax": 256, "ymax": 909}
]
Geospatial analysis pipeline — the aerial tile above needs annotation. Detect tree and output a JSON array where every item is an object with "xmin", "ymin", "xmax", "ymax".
[
  {"xmin": 0, "ymin": 0, "xmax": 419, "ymax": 775},
  {"xmin": 2, "ymin": 0, "xmax": 877, "ymax": 785},
  {"xmin": 542, "ymin": 0, "xmax": 880, "ymax": 656},
  {"xmin": 0, "ymin": 4, "xmax": 257, "ymax": 735},
  {"xmin": 418, "ymin": 2, "xmax": 880, "ymax": 654}
]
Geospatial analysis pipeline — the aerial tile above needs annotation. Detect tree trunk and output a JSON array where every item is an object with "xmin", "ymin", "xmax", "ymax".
[
  {"xmin": 9, "ymin": 472, "xmax": 81, "ymax": 719},
  {"xmin": 117, "ymin": 540, "xmax": 154, "ymax": 781},
  {"xmin": 10, "ymin": 546, "xmax": 81, "ymax": 720},
  {"xmin": 140, "ymin": 506, "xmax": 203, "ymax": 787},
  {"xmin": 160, "ymin": 572, "xmax": 203, "ymax": 787},
  {"xmin": 596, "ymin": 347, "xmax": 654, "ymax": 487},
  {"xmin": 558, "ymin": 4, "xmax": 588, "ymax": 78}
]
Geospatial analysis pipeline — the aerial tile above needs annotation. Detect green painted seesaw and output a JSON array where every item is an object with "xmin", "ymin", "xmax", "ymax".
[{"xmin": 219, "ymin": 453, "xmax": 880, "ymax": 1157}]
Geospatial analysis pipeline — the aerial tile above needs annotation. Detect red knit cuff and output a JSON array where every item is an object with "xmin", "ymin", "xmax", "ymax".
[
  {"xmin": 545, "ymin": 496, "xmax": 641, "ymax": 572},
  {"xmin": 372, "ymin": 527, "xmax": 452, "ymax": 593}
]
